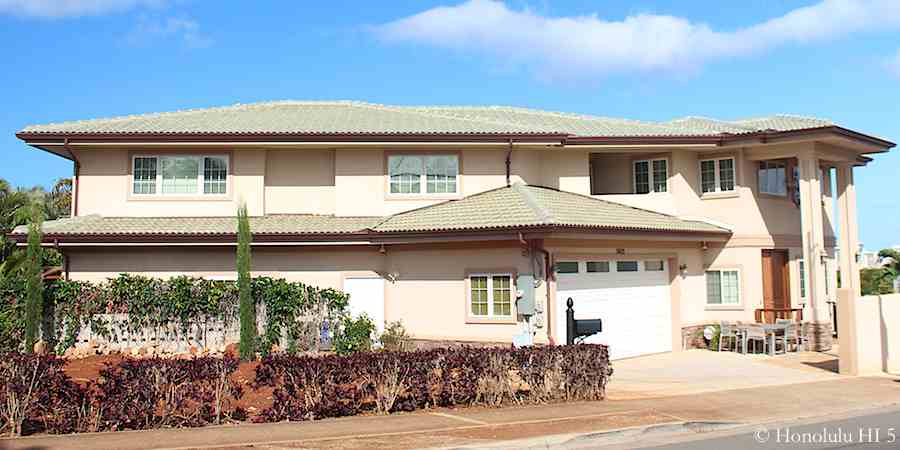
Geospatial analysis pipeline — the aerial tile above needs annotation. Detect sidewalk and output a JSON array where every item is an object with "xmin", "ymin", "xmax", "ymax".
[{"xmin": 3, "ymin": 375, "xmax": 899, "ymax": 450}]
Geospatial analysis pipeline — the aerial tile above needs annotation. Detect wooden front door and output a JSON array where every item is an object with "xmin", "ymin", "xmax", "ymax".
[{"xmin": 761, "ymin": 249, "xmax": 791, "ymax": 323}]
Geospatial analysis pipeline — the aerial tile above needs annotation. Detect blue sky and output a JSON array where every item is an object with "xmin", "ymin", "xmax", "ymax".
[{"xmin": 1, "ymin": 0, "xmax": 898, "ymax": 249}]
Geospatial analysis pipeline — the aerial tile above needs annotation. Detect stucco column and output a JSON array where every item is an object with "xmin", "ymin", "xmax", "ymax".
[
  {"xmin": 836, "ymin": 163, "xmax": 861, "ymax": 297},
  {"xmin": 797, "ymin": 151, "xmax": 831, "ymax": 350}
]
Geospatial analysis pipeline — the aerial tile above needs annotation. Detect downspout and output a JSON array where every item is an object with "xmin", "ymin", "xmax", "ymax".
[
  {"xmin": 64, "ymin": 138, "xmax": 80, "ymax": 217},
  {"xmin": 505, "ymin": 138, "xmax": 513, "ymax": 187}
]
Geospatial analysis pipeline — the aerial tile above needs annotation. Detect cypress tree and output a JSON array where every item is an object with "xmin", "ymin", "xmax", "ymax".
[
  {"xmin": 23, "ymin": 205, "xmax": 43, "ymax": 353},
  {"xmin": 237, "ymin": 202, "xmax": 256, "ymax": 360}
]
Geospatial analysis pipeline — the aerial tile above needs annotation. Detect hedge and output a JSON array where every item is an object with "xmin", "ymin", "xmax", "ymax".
[{"xmin": 0, "ymin": 344, "xmax": 612, "ymax": 436}]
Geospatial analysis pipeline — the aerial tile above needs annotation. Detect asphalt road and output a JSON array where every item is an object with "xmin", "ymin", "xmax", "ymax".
[{"xmin": 637, "ymin": 407, "xmax": 900, "ymax": 450}]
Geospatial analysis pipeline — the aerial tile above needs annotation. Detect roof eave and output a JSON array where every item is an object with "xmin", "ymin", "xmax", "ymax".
[{"xmin": 10, "ymin": 224, "xmax": 730, "ymax": 246}]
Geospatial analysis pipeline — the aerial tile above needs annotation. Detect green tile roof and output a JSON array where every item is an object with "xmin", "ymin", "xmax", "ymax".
[
  {"xmin": 12, "ymin": 184, "xmax": 729, "ymax": 240},
  {"xmin": 11, "ymin": 214, "xmax": 382, "ymax": 236},
  {"xmin": 18, "ymin": 101, "xmax": 836, "ymax": 137},
  {"xmin": 373, "ymin": 184, "xmax": 729, "ymax": 234}
]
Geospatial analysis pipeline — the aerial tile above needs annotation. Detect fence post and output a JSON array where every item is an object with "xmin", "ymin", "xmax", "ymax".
[{"xmin": 566, "ymin": 297, "xmax": 575, "ymax": 345}]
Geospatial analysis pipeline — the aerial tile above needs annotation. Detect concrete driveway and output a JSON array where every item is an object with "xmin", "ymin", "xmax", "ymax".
[{"xmin": 607, "ymin": 349, "xmax": 843, "ymax": 400}]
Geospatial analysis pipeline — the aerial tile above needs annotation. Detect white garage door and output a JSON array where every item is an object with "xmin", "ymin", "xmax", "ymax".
[{"xmin": 556, "ymin": 259, "xmax": 672, "ymax": 360}]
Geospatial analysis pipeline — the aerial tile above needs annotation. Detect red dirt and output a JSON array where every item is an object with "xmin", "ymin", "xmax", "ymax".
[{"xmin": 61, "ymin": 356, "xmax": 274, "ymax": 417}]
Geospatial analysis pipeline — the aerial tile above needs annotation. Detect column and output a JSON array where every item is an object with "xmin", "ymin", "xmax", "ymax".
[
  {"xmin": 836, "ymin": 163, "xmax": 861, "ymax": 297},
  {"xmin": 797, "ymin": 150, "xmax": 831, "ymax": 350}
]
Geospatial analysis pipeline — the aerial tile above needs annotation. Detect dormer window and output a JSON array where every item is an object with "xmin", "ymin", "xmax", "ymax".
[
  {"xmin": 132, "ymin": 155, "xmax": 228, "ymax": 196},
  {"xmin": 388, "ymin": 154, "xmax": 458, "ymax": 195}
]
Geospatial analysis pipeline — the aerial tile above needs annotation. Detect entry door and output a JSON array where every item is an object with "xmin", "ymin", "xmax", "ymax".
[
  {"xmin": 761, "ymin": 249, "xmax": 791, "ymax": 322},
  {"xmin": 343, "ymin": 276, "xmax": 385, "ymax": 333}
]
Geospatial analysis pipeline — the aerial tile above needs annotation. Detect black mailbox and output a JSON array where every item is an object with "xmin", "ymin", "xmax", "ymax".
[
  {"xmin": 575, "ymin": 319, "xmax": 602, "ymax": 337},
  {"xmin": 565, "ymin": 298, "xmax": 603, "ymax": 345}
]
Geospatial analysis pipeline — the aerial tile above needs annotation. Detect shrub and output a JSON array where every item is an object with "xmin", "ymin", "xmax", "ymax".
[
  {"xmin": 379, "ymin": 320, "xmax": 410, "ymax": 352},
  {"xmin": 237, "ymin": 203, "xmax": 256, "ymax": 361},
  {"xmin": 0, "ymin": 353, "xmax": 84, "ymax": 436},
  {"xmin": 255, "ymin": 344, "xmax": 612, "ymax": 422},
  {"xmin": 861, "ymin": 268, "xmax": 896, "ymax": 296},
  {"xmin": 333, "ymin": 314, "xmax": 375, "ymax": 356},
  {"xmin": 92, "ymin": 355, "xmax": 244, "ymax": 430},
  {"xmin": 23, "ymin": 207, "xmax": 43, "ymax": 353}
]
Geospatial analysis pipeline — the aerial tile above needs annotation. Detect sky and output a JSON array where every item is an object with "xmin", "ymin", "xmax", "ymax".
[{"xmin": 0, "ymin": 0, "xmax": 898, "ymax": 249}]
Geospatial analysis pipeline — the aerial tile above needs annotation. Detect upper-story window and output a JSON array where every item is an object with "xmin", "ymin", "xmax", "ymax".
[
  {"xmin": 388, "ymin": 154, "xmax": 459, "ymax": 195},
  {"xmin": 699, "ymin": 157, "xmax": 736, "ymax": 194},
  {"xmin": 633, "ymin": 159, "xmax": 667, "ymax": 194},
  {"xmin": 132, "ymin": 155, "xmax": 228, "ymax": 196},
  {"xmin": 757, "ymin": 160, "xmax": 787, "ymax": 196}
]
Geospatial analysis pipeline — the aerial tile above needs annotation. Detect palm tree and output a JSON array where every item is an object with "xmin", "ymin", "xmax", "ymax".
[{"xmin": 0, "ymin": 177, "xmax": 72, "ymax": 280}]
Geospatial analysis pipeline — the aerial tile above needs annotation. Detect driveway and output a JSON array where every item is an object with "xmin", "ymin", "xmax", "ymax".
[{"xmin": 607, "ymin": 349, "xmax": 843, "ymax": 399}]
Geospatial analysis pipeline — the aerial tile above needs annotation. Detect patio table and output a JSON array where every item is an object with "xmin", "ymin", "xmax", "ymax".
[{"xmin": 739, "ymin": 323, "xmax": 789, "ymax": 356}]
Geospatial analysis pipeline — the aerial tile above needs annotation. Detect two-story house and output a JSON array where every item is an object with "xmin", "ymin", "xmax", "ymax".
[{"xmin": 11, "ymin": 101, "xmax": 893, "ymax": 359}]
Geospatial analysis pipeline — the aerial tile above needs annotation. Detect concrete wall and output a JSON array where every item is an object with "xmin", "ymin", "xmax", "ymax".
[{"xmin": 839, "ymin": 291, "xmax": 900, "ymax": 375}]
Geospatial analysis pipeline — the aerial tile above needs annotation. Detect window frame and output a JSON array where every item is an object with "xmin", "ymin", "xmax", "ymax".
[
  {"xmin": 705, "ymin": 268, "xmax": 742, "ymax": 308},
  {"xmin": 757, "ymin": 160, "xmax": 789, "ymax": 197},
  {"xmin": 699, "ymin": 157, "xmax": 737, "ymax": 194},
  {"xmin": 467, "ymin": 272, "xmax": 515, "ymax": 320},
  {"xmin": 130, "ymin": 154, "xmax": 229, "ymax": 197},
  {"xmin": 386, "ymin": 153, "xmax": 460, "ymax": 197},
  {"xmin": 633, "ymin": 158, "xmax": 668, "ymax": 194}
]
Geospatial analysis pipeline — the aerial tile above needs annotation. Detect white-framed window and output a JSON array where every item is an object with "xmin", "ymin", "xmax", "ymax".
[
  {"xmin": 132, "ymin": 155, "xmax": 228, "ymax": 196},
  {"xmin": 586, "ymin": 261, "xmax": 610, "ymax": 273},
  {"xmin": 616, "ymin": 260, "xmax": 639, "ymax": 272},
  {"xmin": 388, "ymin": 154, "xmax": 459, "ymax": 195},
  {"xmin": 469, "ymin": 273, "xmax": 513, "ymax": 318},
  {"xmin": 706, "ymin": 269, "xmax": 741, "ymax": 305},
  {"xmin": 758, "ymin": 161, "xmax": 787, "ymax": 196},
  {"xmin": 699, "ymin": 157, "xmax": 736, "ymax": 194},
  {"xmin": 634, "ymin": 159, "xmax": 667, "ymax": 194},
  {"xmin": 644, "ymin": 260, "xmax": 664, "ymax": 271}
]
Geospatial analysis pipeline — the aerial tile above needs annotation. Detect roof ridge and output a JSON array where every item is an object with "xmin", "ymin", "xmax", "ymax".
[{"xmin": 513, "ymin": 183, "xmax": 553, "ymax": 224}]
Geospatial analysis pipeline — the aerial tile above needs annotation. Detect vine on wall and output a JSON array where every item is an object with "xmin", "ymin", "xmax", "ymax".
[{"xmin": 0, "ymin": 274, "xmax": 348, "ymax": 355}]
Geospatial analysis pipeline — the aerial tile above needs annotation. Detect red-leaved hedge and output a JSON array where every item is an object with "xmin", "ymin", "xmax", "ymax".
[
  {"xmin": 0, "ymin": 344, "xmax": 611, "ymax": 436},
  {"xmin": 255, "ymin": 345, "xmax": 612, "ymax": 422}
]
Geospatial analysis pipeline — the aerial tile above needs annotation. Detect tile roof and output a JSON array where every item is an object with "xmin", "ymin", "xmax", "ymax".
[
  {"xmin": 18, "ymin": 101, "xmax": 836, "ymax": 137},
  {"xmin": 11, "ymin": 214, "xmax": 381, "ymax": 236},
  {"xmin": 11, "ymin": 184, "xmax": 729, "ymax": 240},
  {"xmin": 374, "ymin": 184, "xmax": 729, "ymax": 234}
]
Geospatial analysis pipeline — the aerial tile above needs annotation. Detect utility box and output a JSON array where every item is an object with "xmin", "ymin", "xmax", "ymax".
[{"xmin": 516, "ymin": 274, "xmax": 536, "ymax": 315}]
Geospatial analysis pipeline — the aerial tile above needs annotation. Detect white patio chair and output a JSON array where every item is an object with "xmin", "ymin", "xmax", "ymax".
[
  {"xmin": 718, "ymin": 321, "xmax": 742, "ymax": 352},
  {"xmin": 743, "ymin": 324, "xmax": 768, "ymax": 354}
]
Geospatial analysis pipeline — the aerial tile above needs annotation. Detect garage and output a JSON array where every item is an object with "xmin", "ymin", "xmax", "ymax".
[{"xmin": 555, "ymin": 259, "xmax": 673, "ymax": 360}]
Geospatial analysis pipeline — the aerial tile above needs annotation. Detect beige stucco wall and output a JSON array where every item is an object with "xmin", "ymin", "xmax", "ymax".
[
  {"xmin": 264, "ymin": 149, "xmax": 336, "ymax": 215},
  {"xmin": 75, "ymin": 148, "xmax": 266, "ymax": 217},
  {"xmin": 839, "ymin": 292, "xmax": 900, "ymax": 375},
  {"xmin": 72, "ymin": 144, "xmax": 829, "ymax": 246},
  {"xmin": 64, "ymin": 244, "xmax": 544, "ymax": 344}
]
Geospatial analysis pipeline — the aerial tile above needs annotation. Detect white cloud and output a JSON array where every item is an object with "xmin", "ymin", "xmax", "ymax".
[
  {"xmin": 0, "ymin": 0, "xmax": 167, "ymax": 18},
  {"xmin": 376, "ymin": 0, "xmax": 900, "ymax": 80},
  {"xmin": 127, "ymin": 15, "xmax": 212, "ymax": 48}
]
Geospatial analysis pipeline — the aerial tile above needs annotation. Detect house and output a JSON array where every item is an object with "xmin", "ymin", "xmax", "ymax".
[{"xmin": 10, "ymin": 101, "xmax": 894, "ymax": 359}]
